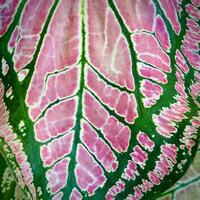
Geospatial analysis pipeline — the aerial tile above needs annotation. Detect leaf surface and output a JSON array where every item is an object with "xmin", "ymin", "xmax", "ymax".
[{"xmin": 0, "ymin": 0, "xmax": 199, "ymax": 199}]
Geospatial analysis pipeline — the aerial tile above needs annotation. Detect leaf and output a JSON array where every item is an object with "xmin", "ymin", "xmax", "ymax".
[
  {"xmin": 0, "ymin": 153, "xmax": 26, "ymax": 200},
  {"xmin": 157, "ymin": 144, "xmax": 200, "ymax": 200},
  {"xmin": 0, "ymin": 0, "xmax": 199, "ymax": 200}
]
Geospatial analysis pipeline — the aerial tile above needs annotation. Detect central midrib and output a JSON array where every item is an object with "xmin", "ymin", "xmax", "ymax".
[{"xmin": 63, "ymin": 0, "xmax": 87, "ymax": 198}]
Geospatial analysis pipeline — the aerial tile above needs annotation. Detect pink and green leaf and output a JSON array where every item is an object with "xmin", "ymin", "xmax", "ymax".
[{"xmin": 0, "ymin": 0, "xmax": 199, "ymax": 199}]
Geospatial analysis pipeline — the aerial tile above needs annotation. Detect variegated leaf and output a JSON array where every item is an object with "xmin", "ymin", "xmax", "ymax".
[{"xmin": 0, "ymin": 0, "xmax": 199, "ymax": 199}]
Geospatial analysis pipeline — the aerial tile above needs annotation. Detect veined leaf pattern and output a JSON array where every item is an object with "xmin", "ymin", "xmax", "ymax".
[
  {"xmin": 157, "ymin": 144, "xmax": 200, "ymax": 200},
  {"xmin": 0, "ymin": 0, "xmax": 199, "ymax": 199}
]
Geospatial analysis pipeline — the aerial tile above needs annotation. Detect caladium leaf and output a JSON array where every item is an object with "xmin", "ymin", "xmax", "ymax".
[
  {"xmin": 158, "ymin": 144, "xmax": 200, "ymax": 200},
  {"xmin": 0, "ymin": 153, "xmax": 26, "ymax": 200},
  {"xmin": 0, "ymin": 0, "xmax": 199, "ymax": 200},
  {"xmin": 0, "ymin": 153, "xmax": 15, "ymax": 199}
]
